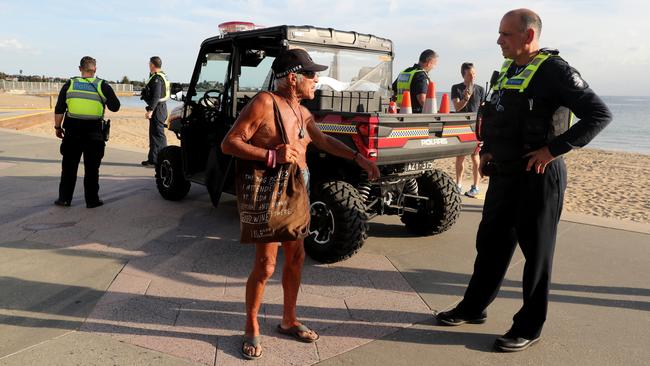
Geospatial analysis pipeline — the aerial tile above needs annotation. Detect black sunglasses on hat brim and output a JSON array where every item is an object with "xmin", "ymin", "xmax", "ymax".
[{"xmin": 272, "ymin": 49, "xmax": 327, "ymax": 79}]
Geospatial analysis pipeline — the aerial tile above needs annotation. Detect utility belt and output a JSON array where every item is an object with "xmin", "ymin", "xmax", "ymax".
[
  {"xmin": 483, "ymin": 157, "xmax": 563, "ymax": 177},
  {"xmin": 62, "ymin": 118, "xmax": 110, "ymax": 142},
  {"xmin": 482, "ymin": 159, "xmax": 527, "ymax": 177}
]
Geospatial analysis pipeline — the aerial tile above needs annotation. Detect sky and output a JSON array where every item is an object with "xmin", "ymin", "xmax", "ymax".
[{"xmin": 1, "ymin": 0, "xmax": 649, "ymax": 96}]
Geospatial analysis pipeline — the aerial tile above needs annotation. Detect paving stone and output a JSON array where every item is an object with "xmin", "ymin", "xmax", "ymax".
[
  {"xmin": 261, "ymin": 333, "xmax": 319, "ymax": 365},
  {"xmin": 82, "ymin": 296, "xmax": 179, "ymax": 339},
  {"xmin": 146, "ymin": 272, "xmax": 227, "ymax": 304},
  {"xmin": 300, "ymin": 265, "xmax": 374, "ymax": 299},
  {"xmin": 0, "ymin": 331, "xmax": 200, "ymax": 366},
  {"xmin": 120, "ymin": 253, "xmax": 176, "ymax": 277},
  {"xmin": 176, "ymin": 298, "xmax": 246, "ymax": 336},
  {"xmin": 0, "ymin": 225, "xmax": 29, "ymax": 243},
  {"xmin": 25, "ymin": 224, "xmax": 94, "ymax": 248},
  {"xmin": 128, "ymin": 331, "xmax": 217, "ymax": 366},
  {"xmin": 367, "ymin": 269, "xmax": 416, "ymax": 294},
  {"xmin": 326, "ymin": 252, "xmax": 397, "ymax": 272},
  {"xmin": 315, "ymin": 321, "xmax": 400, "ymax": 360},
  {"xmin": 192, "ymin": 251, "xmax": 252, "ymax": 278},
  {"xmin": 345, "ymin": 291, "xmax": 432, "ymax": 327},
  {"xmin": 94, "ymin": 272, "xmax": 151, "ymax": 306}
]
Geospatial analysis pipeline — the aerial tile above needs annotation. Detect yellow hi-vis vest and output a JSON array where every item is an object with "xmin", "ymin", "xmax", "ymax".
[
  {"xmin": 395, "ymin": 68, "xmax": 428, "ymax": 104},
  {"xmin": 492, "ymin": 52, "xmax": 554, "ymax": 93},
  {"xmin": 65, "ymin": 77, "xmax": 106, "ymax": 120},
  {"xmin": 147, "ymin": 71, "xmax": 170, "ymax": 102},
  {"xmin": 488, "ymin": 51, "xmax": 576, "ymax": 135}
]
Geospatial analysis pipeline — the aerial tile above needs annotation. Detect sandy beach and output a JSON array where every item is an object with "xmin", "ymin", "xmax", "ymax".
[
  {"xmin": 0, "ymin": 93, "xmax": 55, "ymax": 108},
  {"xmin": 0, "ymin": 93, "xmax": 177, "ymax": 151},
  {"xmin": 3, "ymin": 93, "xmax": 649, "ymax": 223},
  {"xmin": 444, "ymin": 150, "xmax": 650, "ymax": 223}
]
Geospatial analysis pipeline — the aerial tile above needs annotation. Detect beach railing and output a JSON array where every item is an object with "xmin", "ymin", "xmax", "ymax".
[{"xmin": 1, "ymin": 80, "xmax": 133, "ymax": 93}]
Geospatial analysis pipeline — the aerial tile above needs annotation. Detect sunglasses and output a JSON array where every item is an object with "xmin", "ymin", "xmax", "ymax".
[{"xmin": 297, "ymin": 70, "xmax": 316, "ymax": 79}]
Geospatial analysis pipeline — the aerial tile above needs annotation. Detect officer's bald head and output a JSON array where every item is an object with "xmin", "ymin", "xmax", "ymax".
[{"xmin": 505, "ymin": 9, "xmax": 542, "ymax": 40}]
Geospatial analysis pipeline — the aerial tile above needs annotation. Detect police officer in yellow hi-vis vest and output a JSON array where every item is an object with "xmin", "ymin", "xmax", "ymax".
[
  {"xmin": 392, "ymin": 49, "xmax": 438, "ymax": 113},
  {"xmin": 437, "ymin": 9, "xmax": 612, "ymax": 352},
  {"xmin": 140, "ymin": 56, "xmax": 170, "ymax": 167},
  {"xmin": 54, "ymin": 56, "xmax": 120, "ymax": 208}
]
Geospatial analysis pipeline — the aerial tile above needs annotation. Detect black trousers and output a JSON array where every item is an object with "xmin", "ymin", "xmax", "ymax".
[
  {"xmin": 457, "ymin": 158, "xmax": 567, "ymax": 339},
  {"xmin": 147, "ymin": 114, "xmax": 167, "ymax": 164},
  {"xmin": 58, "ymin": 136, "xmax": 105, "ymax": 203}
]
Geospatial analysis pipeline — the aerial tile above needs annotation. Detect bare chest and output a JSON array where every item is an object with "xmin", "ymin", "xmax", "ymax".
[{"xmin": 250, "ymin": 106, "xmax": 311, "ymax": 149}]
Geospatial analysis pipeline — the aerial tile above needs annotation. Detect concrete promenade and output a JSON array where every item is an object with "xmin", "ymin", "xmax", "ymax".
[{"xmin": 0, "ymin": 129, "xmax": 648, "ymax": 365}]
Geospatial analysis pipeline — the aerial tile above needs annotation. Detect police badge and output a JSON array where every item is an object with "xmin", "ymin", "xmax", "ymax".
[{"xmin": 570, "ymin": 72, "xmax": 587, "ymax": 89}]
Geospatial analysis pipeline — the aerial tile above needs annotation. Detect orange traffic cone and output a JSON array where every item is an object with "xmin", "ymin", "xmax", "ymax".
[
  {"xmin": 439, "ymin": 93, "xmax": 450, "ymax": 113},
  {"xmin": 400, "ymin": 91, "xmax": 412, "ymax": 114},
  {"xmin": 388, "ymin": 100, "xmax": 397, "ymax": 114},
  {"xmin": 423, "ymin": 81, "xmax": 438, "ymax": 114}
]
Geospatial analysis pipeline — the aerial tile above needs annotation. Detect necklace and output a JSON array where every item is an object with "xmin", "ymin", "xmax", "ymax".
[{"xmin": 282, "ymin": 97, "xmax": 305, "ymax": 139}]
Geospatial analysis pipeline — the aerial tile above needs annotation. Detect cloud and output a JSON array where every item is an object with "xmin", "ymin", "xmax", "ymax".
[
  {"xmin": 0, "ymin": 37, "xmax": 41, "ymax": 57},
  {"xmin": 0, "ymin": 38, "xmax": 25, "ymax": 50}
]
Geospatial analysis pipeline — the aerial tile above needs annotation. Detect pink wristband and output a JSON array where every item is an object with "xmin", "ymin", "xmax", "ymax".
[
  {"xmin": 271, "ymin": 149, "xmax": 277, "ymax": 168},
  {"xmin": 266, "ymin": 149, "xmax": 273, "ymax": 167}
]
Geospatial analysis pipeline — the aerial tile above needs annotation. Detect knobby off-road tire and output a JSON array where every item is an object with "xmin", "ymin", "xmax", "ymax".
[
  {"xmin": 156, "ymin": 146, "xmax": 191, "ymax": 201},
  {"xmin": 401, "ymin": 169, "xmax": 461, "ymax": 235},
  {"xmin": 305, "ymin": 181, "xmax": 368, "ymax": 263}
]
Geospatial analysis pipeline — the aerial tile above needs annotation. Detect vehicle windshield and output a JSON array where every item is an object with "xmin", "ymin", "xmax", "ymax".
[
  {"xmin": 192, "ymin": 52, "xmax": 230, "ymax": 102},
  {"xmin": 298, "ymin": 45, "xmax": 392, "ymax": 97}
]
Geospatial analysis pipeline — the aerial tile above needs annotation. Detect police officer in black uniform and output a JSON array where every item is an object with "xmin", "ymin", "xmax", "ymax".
[
  {"xmin": 141, "ymin": 56, "xmax": 169, "ymax": 167},
  {"xmin": 54, "ymin": 56, "xmax": 120, "ymax": 208},
  {"xmin": 392, "ymin": 49, "xmax": 438, "ymax": 113},
  {"xmin": 437, "ymin": 9, "xmax": 612, "ymax": 352}
]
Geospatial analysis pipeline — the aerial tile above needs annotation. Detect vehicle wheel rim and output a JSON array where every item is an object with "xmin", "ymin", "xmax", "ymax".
[
  {"xmin": 160, "ymin": 160, "xmax": 173, "ymax": 188},
  {"xmin": 309, "ymin": 201, "xmax": 335, "ymax": 245}
]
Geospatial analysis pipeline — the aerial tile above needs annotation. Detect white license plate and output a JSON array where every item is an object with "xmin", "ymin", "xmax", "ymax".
[{"xmin": 404, "ymin": 161, "xmax": 435, "ymax": 172}]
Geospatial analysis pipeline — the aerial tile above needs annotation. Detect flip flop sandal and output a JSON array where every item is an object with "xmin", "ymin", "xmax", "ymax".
[
  {"xmin": 276, "ymin": 324, "xmax": 320, "ymax": 343},
  {"xmin": 241, "ymin": 335, "xmax": 262, "ymax": 360}
]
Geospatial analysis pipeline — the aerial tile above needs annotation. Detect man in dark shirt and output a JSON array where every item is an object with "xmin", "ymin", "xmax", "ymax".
[
  {"xmin": 53, "ymin": 56, "xmax": 120, "ymax": 208},
  {"xmin": 392, "ymin": 49, "xmax": 438, "ymax": 113},
  {"xmin": 141, "ymin": 56, "xmax": 170, "ymax": 167},
  {"xmin": 437, "ymin": 9, "xmax": 612, "ymax": 352},
  {"xmin": 451, "ymin": 62, "xmax": 486, "ymax": 197},
  {"xmin": 451, "ymin": 63, "xmax": 485, "ymax": 113}
]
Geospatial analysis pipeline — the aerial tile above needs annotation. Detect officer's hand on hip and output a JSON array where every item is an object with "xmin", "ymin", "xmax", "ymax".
[
  {"xmin": 145, "ymin": 111, "xmax": 153, "ymax": 119},
  {"xmin": 524, "ymin": 146, "xmax": 556, "ymax": 174},
  {"xmin": 479, "ymin": 153, "xmax": 493, "ymax": 177}
]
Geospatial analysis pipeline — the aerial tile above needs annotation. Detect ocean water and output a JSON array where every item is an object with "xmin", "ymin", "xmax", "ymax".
[
  {"xmin": 588, "ymin": 96, "xmax": 650, "ymax": 155},
  {"xmin": 118, "ymin": 95, "xmax": 650, "ymax": 155},
  {"xmin": 434, "ymin": 93, "xmax": 650, "ymax": 155}
]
